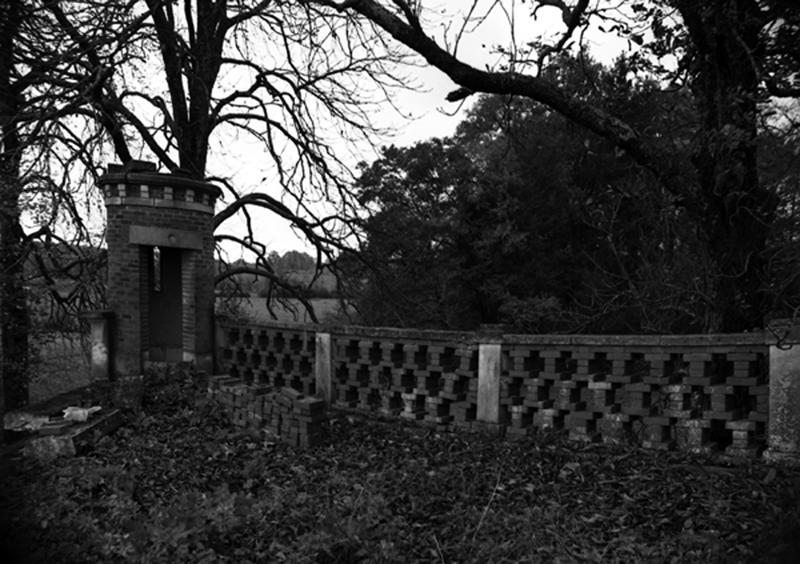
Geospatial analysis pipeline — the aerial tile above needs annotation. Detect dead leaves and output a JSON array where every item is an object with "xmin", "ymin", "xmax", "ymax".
[{"xmin": 3, "ymin": 381, "xmax": 800, "ymax": 563}]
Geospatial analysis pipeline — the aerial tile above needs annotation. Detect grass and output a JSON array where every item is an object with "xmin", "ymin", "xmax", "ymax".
[{"xmin": 2, "ymin": 375, "xmax": 800, "ymax": 563}]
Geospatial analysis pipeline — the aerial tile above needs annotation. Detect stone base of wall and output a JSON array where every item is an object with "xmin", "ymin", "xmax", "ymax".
[{"xmin": 208, "ymin": 376, "xmax": 327, "ymax": 448}]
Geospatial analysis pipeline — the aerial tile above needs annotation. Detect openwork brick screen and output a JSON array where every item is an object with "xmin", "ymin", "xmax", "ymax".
[
  {"xmin": 328, "ymin": 327, "xmax": 479, "ymax": 427},
  {"xmin": 501, "ymin": 335, "xmax": 768, "ymax": 456},
  {"xmin": 217, "ymin": 321, "xmax": 770, "ymax": 456},
  {"xmin": 216, "ymin": 322, "xmax": 479, "ymax": 426},
  {"xmin": 217, "ymin": 323, "xmax": 317, "ymax": 395}
]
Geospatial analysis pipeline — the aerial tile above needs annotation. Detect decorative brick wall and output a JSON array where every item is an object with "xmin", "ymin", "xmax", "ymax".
[
  {"xmin": 217, "ymin": 320, "xmax": 775, "ymax": 458},
  {"xmin": 329, "ymin": 327, "xmax": 479, "ymax": 427},
  {"xmin": 99, "ymin": 161, "xmax": 220, "ymax": 376},
  {"xmin": 217, "ymin": 323, "xmax": 316, "ymax": 393},
  {"xmin": 499, "ymin": 334, "xmax": 768, "ymax": 456}
]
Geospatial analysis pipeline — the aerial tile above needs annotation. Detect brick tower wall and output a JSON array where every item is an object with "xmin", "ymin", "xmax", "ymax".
[{"xmin": 100, "ymin": 162, "xmax": 220, "ymax": 376}]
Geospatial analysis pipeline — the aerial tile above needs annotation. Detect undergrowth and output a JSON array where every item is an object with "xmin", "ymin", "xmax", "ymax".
[{"xmin": 2, "ymin": 376, "xmax": 800, "ymax": 563}]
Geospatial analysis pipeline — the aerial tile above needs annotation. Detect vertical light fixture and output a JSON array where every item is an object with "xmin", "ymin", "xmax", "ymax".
[{"xmin": 153, "ymin": 246, "xmax": 161, "ymax": 292}]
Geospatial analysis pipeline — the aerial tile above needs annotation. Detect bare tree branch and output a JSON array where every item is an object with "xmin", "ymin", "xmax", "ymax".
[{"xmin": 310, "ymin": 0, "xmax": 676, "ymax": 192}]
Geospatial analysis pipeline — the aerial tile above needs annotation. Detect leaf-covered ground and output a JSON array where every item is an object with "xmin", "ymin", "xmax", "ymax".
[{"xmin": 2, "ymin": 378, "xmax": 800, "ymax": 563}]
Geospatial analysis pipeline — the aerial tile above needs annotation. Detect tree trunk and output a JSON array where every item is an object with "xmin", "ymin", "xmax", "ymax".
[
  {"xmin": 679, "ymin": 0, "xmax": 778, "ymax": 331},
  {"xmin": 0, "ymin": 178, "xmax": 30, "ymax": 411},
  {"xmin": 0, "ymin": 0, "xmax": 30, "ymax": 411}
]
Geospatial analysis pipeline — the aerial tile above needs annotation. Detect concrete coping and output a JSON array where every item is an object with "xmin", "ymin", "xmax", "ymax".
[
  {"xmin": 98, "ymin": 163, "xmax": 222, "ymax": 202},
  {"xmin": 216, "ymin": 318, "xmax": 772, "ymax": 348}
]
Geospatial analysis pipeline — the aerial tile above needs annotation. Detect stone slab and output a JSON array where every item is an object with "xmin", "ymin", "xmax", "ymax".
[{"xmin": 23, "ymin": 409, "xmax": 123, "ymax": 461}]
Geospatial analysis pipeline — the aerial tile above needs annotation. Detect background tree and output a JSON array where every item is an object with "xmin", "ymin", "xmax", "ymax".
[
  {"xmin": 348, "ymin": 55, "xmax": 708, "ymax": 333},
  {"xmin": 347, "ymin": 138, "xmax": 480, "ymax": 328},
  {"xmin": 314, "ymin": 0, "xmax": 800, "ymax": 332}
]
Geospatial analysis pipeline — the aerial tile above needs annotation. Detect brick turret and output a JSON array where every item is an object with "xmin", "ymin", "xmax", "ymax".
[{"xmin": 99, "ymin": 161, "xmax": 220, "ymax": 376}]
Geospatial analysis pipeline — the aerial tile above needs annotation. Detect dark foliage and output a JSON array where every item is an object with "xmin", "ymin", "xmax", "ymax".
[{"xmin": 347, "ymin": 47, "xmax": 800, "ymax": 334}]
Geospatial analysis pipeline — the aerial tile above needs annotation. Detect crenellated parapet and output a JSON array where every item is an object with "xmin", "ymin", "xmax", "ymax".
[{"xmin": 99, "ymin": 161, "xmax": 220, "ymax": 214}]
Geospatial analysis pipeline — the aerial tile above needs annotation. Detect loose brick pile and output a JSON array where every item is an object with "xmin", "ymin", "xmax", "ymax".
[{"xmin": 208, "ymin": 376, "xmax": 327, "ymax": 447}]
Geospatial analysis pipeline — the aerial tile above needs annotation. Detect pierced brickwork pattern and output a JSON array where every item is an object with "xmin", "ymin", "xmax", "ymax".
[
  {"xmin": 218, "ymin": 325, "xmax": 316, "ymax": 395},
  {"xmin": 218, "ymin": 321, "xmax": 770, "ymax": 457},
  {"xmin": 331, "ymin": 337, "xmax": 478, "ymax": 427},
  {"xmin": 502, "ymin": 343, "xmax": 769, "ymax": 455}
]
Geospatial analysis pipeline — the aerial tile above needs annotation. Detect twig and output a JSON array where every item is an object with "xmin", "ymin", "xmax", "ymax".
[
  {"xmin": 432, "ymin": 533, "xmax": 446, "ymax": 563},
  {"xmin": 472, "ymin": 469, "xmax": 501, "ymax": 541}
]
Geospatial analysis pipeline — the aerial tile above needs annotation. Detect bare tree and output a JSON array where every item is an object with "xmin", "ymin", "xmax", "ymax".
[
  {"xmin": 1, "ymin": 1, "xmax": 146, "ymax": 410},
  {"xmin": 39, "ymin": 0, "xmax": 417, "ymax": 322},
  {"xmin": 2, "ymin": 0, "xmax": 414, "ymax": 408},
  {"xmin": 306, "ymin": 0, "xmax": 800, "ymax": 332}
]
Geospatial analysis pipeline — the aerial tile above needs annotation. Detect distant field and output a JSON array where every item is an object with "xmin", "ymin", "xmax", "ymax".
[{"xmin": 217, "ymin": 297, "xmax": 353, "ymax": 325}]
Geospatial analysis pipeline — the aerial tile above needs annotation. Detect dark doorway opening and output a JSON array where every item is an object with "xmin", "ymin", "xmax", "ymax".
[{"xmin": 148, "ymin": 246, "xmax": 182, "ymax": 361}]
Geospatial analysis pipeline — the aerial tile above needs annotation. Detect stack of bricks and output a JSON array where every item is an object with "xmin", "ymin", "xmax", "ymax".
[{"xmin": 208, "ymin": 375, "xmax": 327, "ymax": 448}]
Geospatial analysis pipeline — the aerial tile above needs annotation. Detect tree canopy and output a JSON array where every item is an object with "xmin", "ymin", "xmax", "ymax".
[{"xmin": 347, "ymin": 56, "xmax": 744, "ymax": 333}]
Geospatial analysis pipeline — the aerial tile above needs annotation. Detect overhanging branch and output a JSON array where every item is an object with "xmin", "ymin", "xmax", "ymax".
[{"xmin": 313, "ymin": 0, "xmax": 676, "ymax": 192}]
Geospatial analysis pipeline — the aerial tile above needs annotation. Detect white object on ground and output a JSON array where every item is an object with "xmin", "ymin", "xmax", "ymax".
[{"xmin": 62, "ymin": 406, "xmax": 102, "ymax": 422}]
